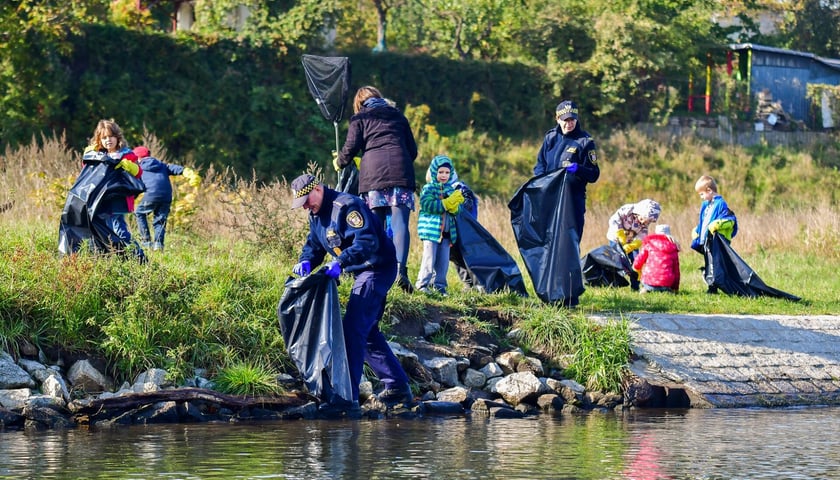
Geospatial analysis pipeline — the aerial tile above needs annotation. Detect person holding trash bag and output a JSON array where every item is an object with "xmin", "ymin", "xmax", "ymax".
[
  {"xmin": 533, "ymin": 100, "xmax": 600, "ymax": 238},
  {"xmin": 333, "ymin": 86, "xmax": 418, "ymax": 294},
  {"xmin": 290, "ymin": 174, "xmax": 413, "ymax": 414},
  {"xmin": 415, "ymin": 154, "xmax": 465, "ymax": 296},
  {"xmin": 606, "ymin": 198, "xmax": 661, "ymax": 291},
  {"xmin": 690, "ymin": 175, "xmax": 738, "ymax": 294},
  {"xmin": 59, "ymin": 119, "xmax": 146, "ymax": 262}
]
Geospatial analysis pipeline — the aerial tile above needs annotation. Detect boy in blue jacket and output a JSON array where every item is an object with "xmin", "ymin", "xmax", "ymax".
[
  {"xmin": 691, "ymin": 175, "xmax": 738, "ymax": 293},
  {"xmin": 133, "ymin": 146, "xmax": 185, "ymax": 251}
]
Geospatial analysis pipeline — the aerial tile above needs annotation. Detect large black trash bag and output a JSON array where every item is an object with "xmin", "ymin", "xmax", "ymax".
[
  {"xmin": 453, "ymin": 211, "xmax": 528, "ymax": 295},
  {"xmin": 704, "ymin": 234, "xmax": 800, "ymax": 301},
  {"xmin": 581, "ymin": 244, "xmax": 633, "ymax": 288},
  {"xmin": 58, "ymin": 153, "xmax": 146, "ymax": 255},
  {"xmin": 509, "ymin": 168, "xmax": 584, "ymax": 303},
  {"xmin": 277, "ymin": 270, "xmax": 354, "ymax": 403}
]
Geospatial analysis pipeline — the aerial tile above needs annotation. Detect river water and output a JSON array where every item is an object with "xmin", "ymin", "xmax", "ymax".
[{"xmin": 2, "ymin": 406, "xmax": 838, "ymax": 479}]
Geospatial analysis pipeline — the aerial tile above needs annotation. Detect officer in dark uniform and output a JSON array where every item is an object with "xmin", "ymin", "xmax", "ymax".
[
  {"xmin": 290, "ymin": 174, "xmax": 412, "ymax": 412},
  {"xmin": 534, "ymin": 100, "xmax": 601, "ymax": 238}
]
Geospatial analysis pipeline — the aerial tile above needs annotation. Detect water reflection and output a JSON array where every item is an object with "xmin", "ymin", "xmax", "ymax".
[{"xmin": 1, "ymin": 407, "xmax": 838, "ymax": 479}]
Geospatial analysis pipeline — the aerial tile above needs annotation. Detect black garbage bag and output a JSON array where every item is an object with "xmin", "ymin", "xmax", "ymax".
[
  {"xmin": 453, "ymin": 211, "xmax": 528, "ymax": 295},
  {"xmin": 277, "ymin": 270, "xmax": 354, "ymax": 403},
  {"xmin": 336, "ymin": 162, "xmax": 359, "ymax": 196},
  {"xmin": 581, "ymin": 244, "xmax": 633, "ymax": 288},
  {"xmin": 58, "ymin": 154, "xmax": 146, "ymax": 255},
  {"xmin": 509, "ymin": 168, "xmax": 584, "ymax": 304},
  {"xmin": 704, "ymin": 234, "xmax": 800, "ymax": 301}
]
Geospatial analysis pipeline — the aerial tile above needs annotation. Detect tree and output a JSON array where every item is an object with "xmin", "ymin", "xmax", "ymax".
[
  {"xmin": 777, "ymin": 0, "xmax": 840, "ymax": 57},
  {"xmin": 0, "ymin": 1, "xmax": 110, "ymax": 147}
]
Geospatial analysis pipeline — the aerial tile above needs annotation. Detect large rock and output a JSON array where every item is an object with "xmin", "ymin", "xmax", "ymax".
[
  {"xmin": 422, "ymin": 357, "xmax": 459, "ymax": 387},
  {"xmin": 67, "ymin": 359, "xmax": 113, "ymax": 393},
  {"xmin": 0, "ymin": 388, "xmax": 32, "ymax": 410},
  {"xmin": 0, "ymin": 352, "xmax": 36, "ymax": 389},
  {"xmin": 494, "ymin": 371, "xmax": 550, "ymax": 406}
]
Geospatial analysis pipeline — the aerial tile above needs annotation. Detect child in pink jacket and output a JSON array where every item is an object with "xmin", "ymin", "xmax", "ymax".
[{"xmin": 633, "ymin": 224, "xmax": 680, "ymax": 293}]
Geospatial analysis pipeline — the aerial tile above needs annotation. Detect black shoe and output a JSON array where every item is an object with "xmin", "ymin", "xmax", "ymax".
[
  {"xmin": 376, "ymin": 386, "xmax": 413, "ymax": 405},
  {"xmin": 706, "ymin": 285, "xmax": 718, "ymax": 295},
  {"xmin": 396, "ymin": 274, "xmax": 414, "ymax": 293},
  {"xmin": 317, "ymin": 399, "xmax": 361, "ymax": 418}
]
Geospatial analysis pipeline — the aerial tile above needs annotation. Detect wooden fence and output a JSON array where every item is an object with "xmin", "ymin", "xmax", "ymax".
[{"xmin": 637, "ymin": 123, "xmax": 839, "ymax": 148}]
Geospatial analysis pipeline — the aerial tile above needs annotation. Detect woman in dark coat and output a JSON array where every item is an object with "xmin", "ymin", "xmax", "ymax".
[{"xmin": 335, "ymin": 86, "xmax": 418, "ymax": 292}]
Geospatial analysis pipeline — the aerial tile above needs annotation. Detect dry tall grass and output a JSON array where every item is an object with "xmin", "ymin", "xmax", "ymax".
[{"xmin": 3, "ymin": 135, "xmax": 838, "ymax": 262}]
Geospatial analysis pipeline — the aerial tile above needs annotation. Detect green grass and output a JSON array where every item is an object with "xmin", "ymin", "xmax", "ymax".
[
  {"xmin": 213, "ymin": 360, "xmax": 284, "ymax": 396},
  {"xmin": 3, "ymin": 131, "xmax": 839, "ymax": 395}
]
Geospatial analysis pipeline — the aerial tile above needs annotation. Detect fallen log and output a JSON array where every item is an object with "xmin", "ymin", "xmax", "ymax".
[{"xmin": 68, "ymin": 387, "xmax": 314, "ymax": 415}]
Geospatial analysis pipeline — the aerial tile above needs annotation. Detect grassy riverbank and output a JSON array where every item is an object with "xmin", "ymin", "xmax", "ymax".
[{"xmin": 2, "ymin": 132, "xmax": 839, "ymax": 396}]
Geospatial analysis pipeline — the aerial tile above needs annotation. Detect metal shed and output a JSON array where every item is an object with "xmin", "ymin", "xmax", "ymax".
[{"xmin": 730, "ymin": 43, "xmax": 840, "ymax": 127}]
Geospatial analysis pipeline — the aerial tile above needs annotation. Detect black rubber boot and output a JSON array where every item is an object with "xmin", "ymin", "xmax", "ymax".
[{"xmin": 396, "ymin": 263, "xmax": 414, "ymax": 293}]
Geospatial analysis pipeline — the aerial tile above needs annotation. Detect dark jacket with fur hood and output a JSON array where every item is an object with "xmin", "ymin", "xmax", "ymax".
[{"xmin": 337, "ymin": 103, "xmax": 417, "ymax": 193}]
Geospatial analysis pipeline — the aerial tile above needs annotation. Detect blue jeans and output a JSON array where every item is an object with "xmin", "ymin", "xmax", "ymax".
[
  {"xmin": 415, "ymin": 239, "xmax": 451, "ymax": 293},
  {"xmin": 135, "ymin": 201, "xmax": 171, "ymax": 250},
  {"xmin": 103, "ymin": 213, "xmax": 146, "ymax": 262}
]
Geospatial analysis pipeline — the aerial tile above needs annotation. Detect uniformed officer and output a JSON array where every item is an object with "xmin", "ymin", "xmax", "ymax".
[
  {"xmin": 290, "ymin": 174, "xmax": 412, "ymax": 412},
  {"xmin": 534, "ymin": 100, "xmax": 601, "ymax": 238}
]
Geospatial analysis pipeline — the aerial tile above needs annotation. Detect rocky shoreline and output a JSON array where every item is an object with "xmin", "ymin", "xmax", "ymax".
[{"xmin": 1, "ymin": 315, "xmax": 651, "ymax": 430}]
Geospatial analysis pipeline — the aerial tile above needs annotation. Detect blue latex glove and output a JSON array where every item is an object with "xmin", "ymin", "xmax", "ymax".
[
  {"xmin": 565, "ymin": 162, "xmax": 579, "ymax": 174},
  {"xmin": 324, "ymin": 260, "xmax": 342, "ymax": 278},
  {"xmin": 292, "ymin": 260, "xmax": 311, "ymax": 277}
]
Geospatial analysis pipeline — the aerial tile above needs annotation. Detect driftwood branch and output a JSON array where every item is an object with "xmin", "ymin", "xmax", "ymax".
[{"xmin": 68, "ymin": 387, "xmax": 314, "ymax": 415}]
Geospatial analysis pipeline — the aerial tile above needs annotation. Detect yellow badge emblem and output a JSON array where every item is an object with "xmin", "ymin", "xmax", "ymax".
[
  {"xmin": 566, "ymin": 147, "xmax": 578, "ymax": 153},
  {"xmin": 588, "ymin": 150, "xmax": 598, "ymax": 165},
  {"xmin": 346, "ymin": 210, "xmax": 364, "ymax": 229}
]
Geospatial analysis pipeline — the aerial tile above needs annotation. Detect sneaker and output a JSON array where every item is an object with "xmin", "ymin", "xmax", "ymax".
[
  {"xmin": 376, "ymin": 385, "xmax": 413, "ymax": 405},
  {"xmin": 706, "ymin": 285, "xmax": 718, "ymax": 295}
]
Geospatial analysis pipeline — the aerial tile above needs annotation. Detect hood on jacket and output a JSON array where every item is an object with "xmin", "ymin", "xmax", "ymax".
[
  {"xmin": 644, "ymin": 233, "xmax": 680, "ymax": 253},
  {"xmin": 425, "ymin": 154, "xmax": 458, "ymax": 184}
]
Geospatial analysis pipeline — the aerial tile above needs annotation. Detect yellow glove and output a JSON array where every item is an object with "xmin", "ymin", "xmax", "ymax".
[
  {"xmin": 692, "ymin": 228, "xmax": 699, "ymax": 240},
  {"xmin": 353, "ymin": 156, "xmax": 361, "ymax": 169},
  {"xmin": 115, "ymin": 159, "xmax": 140, "ymax": 176},
  {"xmin": 441, "ymin": 189, "xmax": 465, "ymax": 213},
  {"xmin": 623, "ymin": 238, "xmax": 642, "ymax": 254},
  {"xmin": 332, "ymin": 151, "xmax": 341, "ymax": 171},
  {"xmin": 615, "ymin": 229, "xmax": 627, "ymax": 245},
  {"xmin": 709, "ymin": 219, "xmax": 735, "ymax": 240}
]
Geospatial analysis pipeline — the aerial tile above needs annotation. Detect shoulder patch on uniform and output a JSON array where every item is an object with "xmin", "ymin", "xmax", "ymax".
[
  {"xmin": 566, "ymin": 147, "xmax": 578, "ymax": 154},
  {"xmin": 588, "ymin": 150, "xmax": 598, "ymax": 165},
  {"xmin": 346, "ymin": 210, "xmax": 364, "ymax": 229}
]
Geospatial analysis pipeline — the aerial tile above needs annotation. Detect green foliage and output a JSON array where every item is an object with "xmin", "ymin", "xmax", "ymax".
[
  {"xmin": 515, "ymin": 305, "xmax": 631, "ymax": 392},
  {"xmin": 775, "ymin": 0, "xmax": 840, "ymax": 58},
  {"xmin": 213, "ymin": 360, "xmax": 283, "ymax": 396}
]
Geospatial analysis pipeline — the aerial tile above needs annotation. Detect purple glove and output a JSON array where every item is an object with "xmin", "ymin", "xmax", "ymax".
[
  {"xmin": 292, "ymin": 260, "xmax": 311, "ymax": 276},
  {"xmin": 324, "ymin": 260, "xmax": 342, "ymax": 279},
  {"xmin": 565, "ymin": 162, "xmax": 579, "ymax": 174}
]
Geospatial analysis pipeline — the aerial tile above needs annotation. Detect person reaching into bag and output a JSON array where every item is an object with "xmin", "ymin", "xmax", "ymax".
[
  {"xmin": 606, "ymin": 198, "xmax": 661, "ymax": 290},
  {"xmin": 290, "ymin": 174, "xmax": 413, "ymax": 415}
]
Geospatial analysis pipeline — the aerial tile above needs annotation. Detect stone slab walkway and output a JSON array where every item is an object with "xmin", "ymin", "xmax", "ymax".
[{"xmin": 622, "ymin": 314, "xmax": 840, "ymax": 408}]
